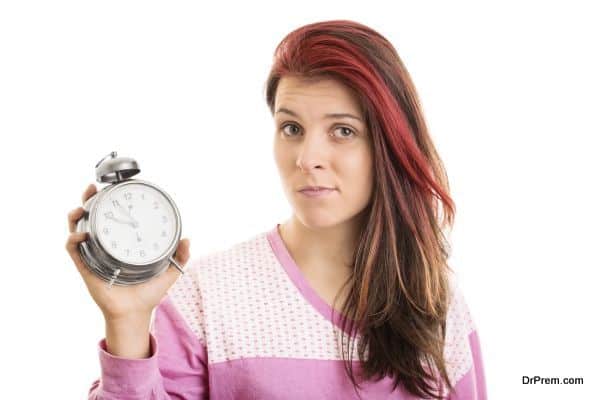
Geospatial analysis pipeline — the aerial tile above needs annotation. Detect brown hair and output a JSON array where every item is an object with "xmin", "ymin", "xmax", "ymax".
[{"xmin": 265, "ymin": 20, "xmax": 456, "ymax": 399}]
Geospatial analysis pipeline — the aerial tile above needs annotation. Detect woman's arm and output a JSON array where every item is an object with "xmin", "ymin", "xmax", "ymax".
[
  {"xmin": 87, "ymin": 294, "xmax": 210, "ymax": 399},
  {"xmin": 104, "ymin": 313, "xmax": 153, "ymax": 358},
  {"xmin": 447, "ymin": 328, "xmax": 487, "ymax": 399}
]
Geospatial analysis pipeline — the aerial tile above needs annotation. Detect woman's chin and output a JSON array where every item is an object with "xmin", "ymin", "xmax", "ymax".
[{"xmin": 294, "ymin": 212, "xmax": 340, "ymax": 230}]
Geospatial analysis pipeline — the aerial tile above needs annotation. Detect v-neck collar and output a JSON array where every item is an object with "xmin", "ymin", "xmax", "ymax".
[{"xmin": 266, "ymin": 223, "xmax": 359, "ymax": 338}]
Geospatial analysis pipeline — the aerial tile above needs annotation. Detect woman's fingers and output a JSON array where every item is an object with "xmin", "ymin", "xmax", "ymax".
[
  {"xmin": 67, "ymin": 184, "xmax": 97, "ymax": 233},
  {"xmin": 82, "ymin": 183, "xmax": 97, "ymax": 204},
  {"xmin": 65, "ymin": 231, "xmax": 92, "ymax": 278},
  {"xmin": 168, "ymin": 239, "xmax": 190, "ymax": 277},
  {"xmin": 68, "ymin": 207, "xmax": 85, "ymax": 233},
  {"xmin": 138, "ymin": 239, "xmax": 191, "ymax": 296},
  {"xmin": 173, "ymin": 238, "xmax": 191, "ymax": 267}
]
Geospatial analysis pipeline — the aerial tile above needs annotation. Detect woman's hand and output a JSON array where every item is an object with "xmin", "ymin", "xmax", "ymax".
[{"xmin": 65, "ymin": 183, "xmax": 190, "ymax": 322}]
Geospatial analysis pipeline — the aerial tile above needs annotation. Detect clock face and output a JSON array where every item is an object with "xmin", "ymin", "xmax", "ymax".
[{"xmin": 94, "ymin": 183, "xmax": 178, "ymax": 264}]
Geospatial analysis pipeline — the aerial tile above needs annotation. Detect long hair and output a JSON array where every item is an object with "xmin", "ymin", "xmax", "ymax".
[{"xmin": 264, "ymin": 20, "xmax": 457, "ymax": 399}]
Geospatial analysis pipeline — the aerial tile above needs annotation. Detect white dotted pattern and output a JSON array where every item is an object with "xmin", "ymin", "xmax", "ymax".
[
  {"xmin": 168, "ymin": 231, "xmax": 362, "ymax": 364},
  {"xmin": 168, "ymin": 229, "xmax": 476, "ymax": 387},
  {"xmin": 443, "ymin": 273, "xmax": 477, "ymax": 388}
]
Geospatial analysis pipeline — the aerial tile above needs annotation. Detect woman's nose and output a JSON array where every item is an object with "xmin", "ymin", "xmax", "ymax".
[{"xmin": 295, "ymin": 132, "xmax": 326, "ymax": 171}]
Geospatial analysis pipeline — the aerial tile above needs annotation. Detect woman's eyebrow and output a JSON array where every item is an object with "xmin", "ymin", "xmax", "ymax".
[{"xmin": 275, "ymin": 107, "xmax": 363, "ymax": 122}]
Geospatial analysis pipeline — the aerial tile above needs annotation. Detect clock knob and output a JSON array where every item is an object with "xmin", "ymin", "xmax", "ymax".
[{"xmin": 95, "ymin": 151, "xmax": 141, "ymax": 183}]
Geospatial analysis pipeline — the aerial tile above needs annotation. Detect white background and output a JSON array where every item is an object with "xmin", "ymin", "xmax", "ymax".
[{"xmin": 1, "ymin": 1, "xmax": 597, "ymax": 399}]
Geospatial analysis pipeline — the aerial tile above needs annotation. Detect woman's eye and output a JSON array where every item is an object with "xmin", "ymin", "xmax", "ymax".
[
  {"xmin": 333, "ymin": 126, "xmax": 356, "ymax": 139},
  {"xmin": 281, "ymin": 123, "xmax": 301, "ymax": 136},
  {"xmin": 280, "ymin": 123, "xmax": 356, "ymax": 139}
]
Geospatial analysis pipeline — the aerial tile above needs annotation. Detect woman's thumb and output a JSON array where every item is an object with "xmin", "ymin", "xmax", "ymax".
[
  {"xmin": 176, "ymin": 238, "xmax": 191, "ymax": 265},
  {"xmin": 156, "ymin": 238, "xmax": 191, "ymax": 291},
  {"xmin": 169, "ymin": 238, "xmax": 190, "ymax": 274}
]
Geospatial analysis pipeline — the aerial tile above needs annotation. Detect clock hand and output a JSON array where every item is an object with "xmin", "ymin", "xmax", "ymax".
[
  {"xmin": 127, "ymin": 206, "xmax": 140, "ymax": 227},
  {"xmin": 106, "ymin": 215, "xmax": 137, "ymax": 229},
  {"xmin": 115, "ymin": 203, "xmax": 139, "ymax": 228},
  {"xmin": 116, "ymin": 203, "xmax": 135, "ymax": 221}
]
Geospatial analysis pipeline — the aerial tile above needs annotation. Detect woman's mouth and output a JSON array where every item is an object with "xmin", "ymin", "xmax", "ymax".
[{"xmin": 298, "ymin": 187, "xmax": 336, "ymax": 198}]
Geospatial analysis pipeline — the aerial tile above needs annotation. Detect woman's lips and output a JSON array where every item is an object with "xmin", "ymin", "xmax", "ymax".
[{"xmin": 298, "ymin": 188, "xmax": 336, "ymax": 198}]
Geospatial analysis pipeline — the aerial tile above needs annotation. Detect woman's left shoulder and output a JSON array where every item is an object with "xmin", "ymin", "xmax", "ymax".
[
  {"xmin": 442, "ymin": 272, "xmax": 488, "ymax": 398},
  {"xmin": 442, "ymin": 271, "xmax": 483, "ymax": 386},
  {"xmin": 446, "ymin": 271, "xmax": 478, "ymax": 336}
]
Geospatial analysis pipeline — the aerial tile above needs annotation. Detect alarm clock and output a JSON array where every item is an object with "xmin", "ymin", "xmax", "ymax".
[{"xmin": 76, "ymin": 151, "xmax": 184, "ymax": 287}]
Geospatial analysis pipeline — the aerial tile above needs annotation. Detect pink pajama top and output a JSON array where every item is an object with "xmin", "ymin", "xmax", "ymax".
[{"xmin": 88, "ymin": 224, "xmax": 487, "ymax": 399}]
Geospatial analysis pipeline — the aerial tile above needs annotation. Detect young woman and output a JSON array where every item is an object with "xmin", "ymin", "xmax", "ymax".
[{"xmin": 66, "ymin": 19, "xmax": 487, "ymax": 400}]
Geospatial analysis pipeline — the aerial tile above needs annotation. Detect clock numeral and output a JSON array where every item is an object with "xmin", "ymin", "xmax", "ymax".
[
  {"xmin": 112, "ymin": 200, "xmax": 120, "ymax": 208},
  {"xmin": 140, "ymin": 250, "xmax": 146, "ymax": 257},
  {"xmin": 141, "ymin": 193, "xmax": 145, "ymax": 200},
  {"xmin": 103, "ymin": 227, "xmax": 109, "ymax": 235},
  {"xmin": 124, "ymin": 249, "xmax": 130, "ymax": 256},
  {"xmin": 153, "ymin": 201, "xmax": 159, "ymax": 210},
  {"xmin": 124, "ymin": 192, "xmax": 132, "ymax": 200},
  {"xmin": 153, "ymin": 243, "xmax": 159, "ymax": 251},
  {"xmin": 104, "ymin": 212, "xmax": 114, "ymax": 219},
  {"xmin": 162, "ymin": 215, "xmax": 167, "ymax": 223},
  {"xmin": 111, "ymin": 240, "xmax": 117, "ymax": 249},
  {"xmin": 161, "ymin": 230, "xmax": 167, "ymax": 237}
]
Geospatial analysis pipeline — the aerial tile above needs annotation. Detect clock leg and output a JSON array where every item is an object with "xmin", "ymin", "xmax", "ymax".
[
  {"xmin": 107, "ymin": 268, "xmax": 121, "ymax": 289},
  {"xmin": 168, "ymin": 256, "xmax": 185, "ymax": 275}
]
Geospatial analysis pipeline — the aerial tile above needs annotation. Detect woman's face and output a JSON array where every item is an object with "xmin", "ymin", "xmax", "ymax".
[{"xmin": 273, "ymin": 75, "xmax": 374, "ymax": 231}]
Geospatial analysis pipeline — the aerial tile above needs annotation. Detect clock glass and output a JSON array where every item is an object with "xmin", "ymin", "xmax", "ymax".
[{"xmin": 95, "ymin": 183, "xmax": 178, "ymax": 264}]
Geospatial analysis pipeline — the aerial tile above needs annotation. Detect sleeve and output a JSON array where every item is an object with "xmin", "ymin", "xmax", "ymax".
[
  {"xmin": 87, "ymin": 285, "xmax": 210, "ymax": 399},
  {"xmin": 443, "ymin": 276, "xmax": 488, "ymax": 400}
]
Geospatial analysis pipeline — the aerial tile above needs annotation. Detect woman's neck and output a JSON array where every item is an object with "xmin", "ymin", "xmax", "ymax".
[{"xmin": 278, "ymin": 216, "xmax": 361, "ymax": 277}]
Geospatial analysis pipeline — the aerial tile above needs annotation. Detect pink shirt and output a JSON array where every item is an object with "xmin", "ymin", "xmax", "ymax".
[{"xmin": 88, "ymin": 224, "xmax": 487, "ymax": 399}]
